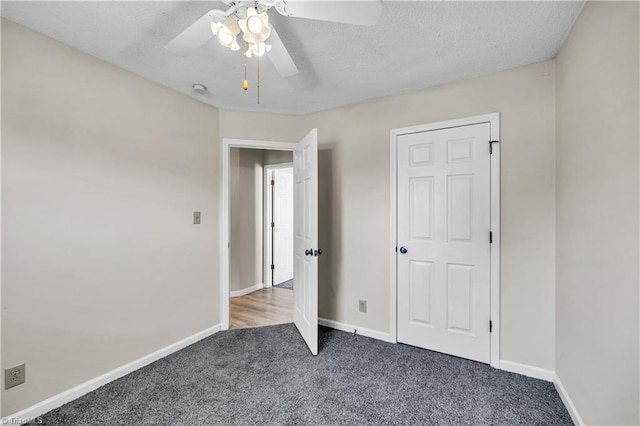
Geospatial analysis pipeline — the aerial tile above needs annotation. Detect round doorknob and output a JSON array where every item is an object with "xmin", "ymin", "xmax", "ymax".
[
  {"xmin": 399, "ymin": 246, "xmax": 408, "ymax": 254},
  {"xmin": 305, "ymin": 249, "xmax": 311, "ymax": 256}
]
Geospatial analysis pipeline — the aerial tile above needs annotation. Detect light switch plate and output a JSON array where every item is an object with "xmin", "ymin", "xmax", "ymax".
[
  {"xmin": 359, "ymin": 300, "xmax": 367, "ymax": 313},
  {"xmin": 193, "ymin": 211, "xmax": 201, "ymax": 224}
]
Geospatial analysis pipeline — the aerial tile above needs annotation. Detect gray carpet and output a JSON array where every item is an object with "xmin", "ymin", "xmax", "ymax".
[
  {"xmin": 31, "ymin": 324, "xmax": 572, "ymax": 425},
  {"xmin": 274, "ymin": 279, "xmax": 293, "ymax": 289}
]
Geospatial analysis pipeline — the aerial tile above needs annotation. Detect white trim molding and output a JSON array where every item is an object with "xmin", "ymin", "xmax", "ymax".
[
  {"xmin": 318, "ymin": 318, "xmax": 395, "ymax": 343},
  {"xmin": 497, "ymin": 364, "xmax": 583, "ymax": 424},
  {"xmin": 499, "ymin": 360, "xmax": 554, "ymax": 382},
  {"xmin": 3, "ymin": 324, "xmax": 222, "ymax": 423},
  {"xmin": 230, "ymin": 282, "xmax": 264, "ymax": 298},
  {"xmin": 389, "ymin": 113, "xmax": 501, "ymax": 368},
  {"xmin": 554, "ymin": 374, "xmax": 585, "ymax": 426},
  {"xmin": 221, "ymin": 138, "xmax": 297, "ymax": 330}
]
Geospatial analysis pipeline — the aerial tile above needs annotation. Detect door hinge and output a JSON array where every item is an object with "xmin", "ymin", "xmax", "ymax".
[
  {"xmin": 270, "ymin": 179, "xmax": 275, "ymax": 186},
  {"xmin": 270, "ymin": 264, "xmax": 275, "ymax": 270},
  {"xmin": 489, "ymin": 140, "xmax": 499, "ymax": 155},
  {"xmin": 490, "ymin": 320, "xmax": 493, "ymax": 333},
  {"xmin": 271, "ymin": 221, "xmax": 275, "ymax": 228},
  {"xmin": 489, "ymin": 231, "xmax": 493, "ymax": 244}
]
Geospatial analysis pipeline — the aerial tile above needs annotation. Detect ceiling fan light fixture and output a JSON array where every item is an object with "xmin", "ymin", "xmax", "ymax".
[
  {"xmin": 211, "ymin": 17, "xmax": 241, "ymax": 51},
  {"xmin": 222, "ymin": 16, "xmax": 241, "ymax": 35},
  {"xmin": 239, "ymin": 8, "xmax": 271, "ymax": 44},
  {"xmin": 244, "ymin": 42, "xmax": 271, "ymax": 58}
]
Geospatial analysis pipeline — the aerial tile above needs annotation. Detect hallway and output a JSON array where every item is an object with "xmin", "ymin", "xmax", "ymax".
[{"xmin": 230, "ymin": 287, "xmax": 294, "ymax": 329}]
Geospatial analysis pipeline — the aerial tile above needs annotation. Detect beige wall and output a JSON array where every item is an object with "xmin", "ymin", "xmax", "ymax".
[
  {"xmin": 263, "ymin": 149, "xmax": 293, "ymax": 166},
  {"xmin": 555, "ymin": 2, "xmax": 639, "ymax": 424},
  {"xmin": 230, "ymin": 148, "xmax": 264, "ymax": 292},
  {"xmin": 300, "ymin": 60, "xmax": 557, "ymax": 370},
  {"xmin": 219, "ymin": 109, "xmax": 306, "ymax": 143},
  {"xmin": 1, "ymin": 19, "xmax": 221, "ymax": 415}
]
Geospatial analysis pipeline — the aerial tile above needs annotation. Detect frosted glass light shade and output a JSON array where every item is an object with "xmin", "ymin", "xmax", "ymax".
[
  {"xmin": 244, "ymin": 42, "xmax": 272, "ymax": 58},
  {"xmin": 239, "ymin": 8, "xmax": 271, "ymax": 44},
  {"xmin": 211, "ymin": 17, "xmax": 241, "ymax": 51}
]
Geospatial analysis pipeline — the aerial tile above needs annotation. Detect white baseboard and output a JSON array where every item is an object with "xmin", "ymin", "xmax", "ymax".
[
  {"xmin": 498, "ymin": 360, "xmax": 554, "ymax": 382},
  {"xmin": 3, "ymin": 324, "xmax": 222, "ymax": 422},
  {"xmin": 230, "ymin": 283, "xmax": 263, "ymax": 298},
  {"xmin": 318, "ymin": 318, "xmax": 394, "ymax": 343},
  {"xmin": 554, "ymin": 373, "xmax": 584, "ymax": 426}
]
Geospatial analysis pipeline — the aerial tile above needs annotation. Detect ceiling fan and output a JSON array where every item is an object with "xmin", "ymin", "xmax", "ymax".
[{"xmin": 165, "ymin": 0, "xmax": 384, "ymax": 79}]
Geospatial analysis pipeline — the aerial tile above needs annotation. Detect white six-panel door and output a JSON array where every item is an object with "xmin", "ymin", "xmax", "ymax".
[
  {"xmin": 273, "ymin": 168, "xmax": 294, "ymax": 285},
  {"xmin": 293, "ymin": 129, "xmax": 318, "ymax": 356},
  {"xmin": 397, "ymin": 123, "xmax": 491, "ymax": 363}
]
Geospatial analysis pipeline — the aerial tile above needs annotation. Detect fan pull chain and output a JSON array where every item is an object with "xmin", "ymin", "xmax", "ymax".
[
  {"xmin": 243, "ymin": 41, "xmax": 249, "ymax": 91},
  {"xmin": 257, "ymin": 51, "xmax": 261, "ymax": 104},
  {"xmin": 243, "ymin": 62, "xmax": 248, "ymax": 91}
]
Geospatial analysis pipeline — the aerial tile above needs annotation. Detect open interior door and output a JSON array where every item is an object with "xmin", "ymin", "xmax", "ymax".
[{"xmin": 293, "ymin": 129, "xmax": 319, "ymax": 355}]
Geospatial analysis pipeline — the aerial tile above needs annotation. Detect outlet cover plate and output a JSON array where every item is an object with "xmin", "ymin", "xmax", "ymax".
[
  {"xmin": 5, "ymin": 363, "xmax": 25, "ymax": 390},
  {"xmin": 359, "ymin": 300, "xmax": 367, "ymax": 313},
  {"xmin": 193, "ymin": 211, "xmax": 201, "ymax": 224}
]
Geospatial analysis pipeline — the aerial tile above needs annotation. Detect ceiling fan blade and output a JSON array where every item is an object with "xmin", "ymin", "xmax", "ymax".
[
  {"xmin": 267, "ymin": 26, "xmax": 299, "ymax": 77},
  {"xmin": 165, "ymin": 9, "xmax": 226, "ymax": 56},
  {"xmin": 276, "ymin": 0, "xmax": 382, "ymax": 26}
]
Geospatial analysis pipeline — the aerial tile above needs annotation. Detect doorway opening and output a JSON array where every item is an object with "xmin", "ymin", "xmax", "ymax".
[
  {"xmin": 228, "ymin": 148, "xmax": 294, "ymax": 329},
  {"xmin": 221, "ymin": 131, "xmax": 319, "ymax": 355},
  {"xmin": 264, "ymin": 162, "xmax": 295, "ymax": 290}
]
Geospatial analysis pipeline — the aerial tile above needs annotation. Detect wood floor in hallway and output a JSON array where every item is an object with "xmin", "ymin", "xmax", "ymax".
[{"xmin": 230, "ymin": 287, "xmax": 294, "ymax": 329}]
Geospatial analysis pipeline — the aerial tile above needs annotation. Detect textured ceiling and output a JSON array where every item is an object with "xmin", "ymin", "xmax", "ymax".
[{"xmin": 1, "ymin": 1, "xmax": 584, "ymax": 114}]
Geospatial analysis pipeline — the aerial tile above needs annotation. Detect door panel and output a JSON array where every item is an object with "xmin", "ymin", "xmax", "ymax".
[
  {"xmin": 448, "ymin": 174, "xmax": 473, "ymax": 241},
  {"xmin": 397, "ymin": 123, "xmax": 491, "ymax": 363},
  {"xmin": 294, "ymin": 129, "xmax": 318, "ymax": 356},
  {"xmin": 446, "ymin": 263, "xmax": 474, "ymax": 333},
  {"xmin": 409, "ymin": 260, "xmax": 433, "ymax": 325},
  {"xmin": 410, "ymin": 177, "xmax": 433, "ymax": 239}
]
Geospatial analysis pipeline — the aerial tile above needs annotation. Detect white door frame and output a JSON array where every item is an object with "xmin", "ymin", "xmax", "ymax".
[
  {"xmin": 221, "ymin": 138, "xmax": 296, "ymax": 330},
  {"xmin": 263, "ymin": 162, "xmax": 294, "ymax": 288},
  {"xmin": 389, "ymin": 113, "xmax": 501, "ymax": 368}
]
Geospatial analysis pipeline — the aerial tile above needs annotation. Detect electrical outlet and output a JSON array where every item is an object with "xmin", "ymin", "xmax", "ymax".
[
  {"xmin": 5, "ymin": 364, "xmax": 25, "ymax": 390},
  {"xmin": 359, "ymin": 300, "xmax": 367, "ymax": 313},
  {"xmin": 193, "ymin": 211, "xmax": 201, "ymax": 224}
]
